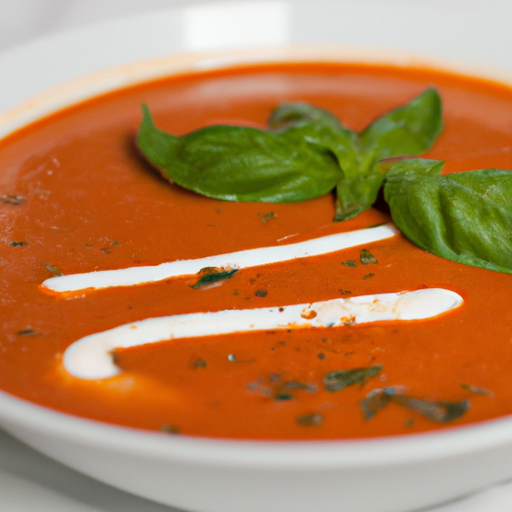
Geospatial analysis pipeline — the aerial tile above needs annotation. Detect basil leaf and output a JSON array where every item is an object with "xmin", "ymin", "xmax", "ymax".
[
  {"xmin": 334, "ymin": 88, "xmax": 443, "ymax": 221},
  {"xmin": 360, "ymin": 387, "xmax": 469, "ymax": 423},
  {"xmin": 137, "ymin": 105, "xmax": 343, "ymax": 203},
  {"xmin": 384, "ymin": 158, "xmax": 512, "ymax": 273},
  {"xmin": 268, "ymin": 102, "xmax": 360, "ymax": 174},
  {"xmin": 359, "ymin": 87, "xmax": 443, "ymax": 160},
  {"xmin": 323, "ymin": 364, "xmax": 383, "ymax": 392}
]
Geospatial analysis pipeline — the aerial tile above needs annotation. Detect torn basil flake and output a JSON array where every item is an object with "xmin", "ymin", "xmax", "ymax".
[
  {"xmin": 360, "ymin": 387, "xmax": 396, "ymax": 420},
  {"xmin": 359, "ymin": 248, "xmax": 378, "ymax": 265},
  {"xmin": 190, "ymin": 268, "xmax": 238, "ymax": 289},
  {"xmin": 45, "ymin": 264, "xmax": 64, "ymax": 276},
  {"xmin": 0, "ymin": 194, "xmax": 26, "ymax": 205},
  {"xmin": 274, "ymin": 391, "xmax": 295, "ymax": 401},
  {"xmin": 282, "ymin": 380, "xmax": 317, "ymax": 393},
  {"xmin": 461, "ymin": 383, "xmax": 494, "ymax": 397},
  {"xmin": 360, "ymin": 387, "xmax": 470, "ymax": 423},
  {"xmin": 296, "ymin": 413, "xmax": 323, "ymax": 427},
  {"xmin": 323, "ymin": 364, "xmax": 383, "ymax": 392}
]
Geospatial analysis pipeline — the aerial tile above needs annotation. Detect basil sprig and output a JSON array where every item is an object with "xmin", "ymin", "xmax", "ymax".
[
  {"xmin": 268, "ymin": 89, "xmax": 442, "ymax": 220},
  {"xmin": 137, "ymin": 88, "xmax": 441, "ymax": 211},
  {"xmin": 137, "ymin": 89, "xmax": 512, "ymax": 274},
  {"xmin": 384, "ymin": 159, "xmax": 512, "ymax": 273}
]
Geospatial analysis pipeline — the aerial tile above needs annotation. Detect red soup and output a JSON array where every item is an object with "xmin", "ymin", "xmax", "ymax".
[{"xmin": 1, "ymin": 61, "xmax": 512, "ymax": 440}]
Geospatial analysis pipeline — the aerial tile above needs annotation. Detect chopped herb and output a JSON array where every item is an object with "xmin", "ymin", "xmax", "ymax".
[
  {"xmin": 192, "ymin": 359, "xmax": 207, "ymax": 368},
  {"xmin": 323, "ymin": 364, "xmax": 383, "ymax": 392},
  {"xmin": 160, "ymin": 424, "xmax": 180, "ymax": 435},
  {"xmin": 404, "ymin": 417, "xmax": 416, "ymax": 428},
  {"xmin": 45, "ymin": 264, "xmax": 64, "ymax": 276},
  {"xmin": 318, "ymin": 353, "xmax": 326, "ymax": 360},
  {"xmin": 112, "ymin": 240, "xmax": 120, "ymax": 247},
  {"xmin": 274, "ymin": 391, "xmax": 294, "ymax": 401},
  {"xmin": 360, "ymin": 388, "xmax": 394, "ymax": 420},
  {"xmin": 342, "ymin": 259, "xmax": 358, "ymax": 267},
  {"xmin": 282, "ymin": 380, "xmax": 317, "ymax": 393},
  {"xmin": 360, "ymin": 248, "xmax": 378, "ymax": 265},
  {"xmin": 16, "ymin": 327, "xmax": 39, "ymax": 337},
  {"xmin": 338, "ymin": 289, "xmax": 352, "ymax": 295},
  {"xmin": 360, "ymin": 387, "xmax": 470, "ymax": 423},
  {"xmin": 254, "ymin": 289, "xmax": 268, "ymax": 297},
  {"xmin": 190, "ymin": 268, "xmax": 238, "ymax": 289},
  {"xmin": 296, "ymin": 413, "xmax": 323, "ymax": 427},
  {"xmin": 8, "ymin": 241, "xmax": 27, "ymax": 247},
  {"xmin": 362, "ymin": 272, "xmax": 375, "ymax": 280},
  {"xmin": 258, "ymin": 211, "xmax": 276, "ymax": 224},
  {"xmin": 461, "ymin": 383, "xmax": 494, "ymax": 397},
  {"xmin": 0, "ymin": 194, "xmax": 26, "ymax": 205}
]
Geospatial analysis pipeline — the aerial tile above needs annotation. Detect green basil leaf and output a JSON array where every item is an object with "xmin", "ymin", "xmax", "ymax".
[
  {"xmin": 360, "ymin": 387, "xmax": 469, "ymax": 423},
  {"xmin": 359, "ymin": 87, "xmax": 443, "ymax": 160},
  {"xmin": 137, "ymin": 105, "xmax": 343, "ymax": 203},
  {"xmin": 323, "ymin": 364, "xmax": 383, "ymax": 392},
  {"xmin": 334, "ymin": 88, "xmax": 443, "ymax": 221},
  {"xmin": 268, "ymin": 102, "xmax": 360, "ymax": 174},
  {"xmin": 384, "ymin": 158, "xmax": 512, "ymax": 273}
]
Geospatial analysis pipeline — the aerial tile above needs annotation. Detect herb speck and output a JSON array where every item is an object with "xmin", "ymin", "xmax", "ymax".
[
  {"xmin": 45, "ymin": 264, "xmax": 64, "ymax": 276},
  {"xmin": 296, "ymin": 413, "xmax": 323, "ymax": 427},
  {"xmin": 160, "ymin": 424, "xmax": 180, "ymax": 435},
  {"xmin": 360, "ymin": 248, "xmax": 378, "ymax": 265}
]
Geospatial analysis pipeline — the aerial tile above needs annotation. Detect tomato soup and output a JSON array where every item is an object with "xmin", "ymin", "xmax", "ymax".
[{"xmin": 1, "ymin": 62, "xmax": 512, "ymax": 440}]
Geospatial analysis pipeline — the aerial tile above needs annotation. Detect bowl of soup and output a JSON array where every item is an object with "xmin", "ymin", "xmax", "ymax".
[{"xmin": 1, "ymin": 1, "xmax": 512, "ymax": 511}]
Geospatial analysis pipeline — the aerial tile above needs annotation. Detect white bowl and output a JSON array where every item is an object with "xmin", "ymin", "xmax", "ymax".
[{"xmin": 2, "ymin": 2, "xmax": 512, "ymax": 511}]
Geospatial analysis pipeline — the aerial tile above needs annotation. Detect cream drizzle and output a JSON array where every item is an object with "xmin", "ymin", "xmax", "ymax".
[
  {"xmin": 64, "ymin": 288, "xmax": 463, "ymax": 379},
  {"xmin": 42, "ymin": 223, "xmax": 398, "ymax": 294}
]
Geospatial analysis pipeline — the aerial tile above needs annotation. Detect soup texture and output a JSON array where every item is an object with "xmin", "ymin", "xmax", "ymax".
[{"xmin": 1, "ymin": 62, "xmax": 512, "ymax": 440}]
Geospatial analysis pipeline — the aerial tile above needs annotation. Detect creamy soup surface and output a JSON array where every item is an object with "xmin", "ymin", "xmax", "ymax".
[{"xmin": 1, "ymin": 62, "xmax": 512, "ymax": 440}]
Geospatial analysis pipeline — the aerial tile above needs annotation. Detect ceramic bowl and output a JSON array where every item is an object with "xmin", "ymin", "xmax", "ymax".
[{"xmin": 1, "ymin": 2, "xmax": 512, "ymax": 511}]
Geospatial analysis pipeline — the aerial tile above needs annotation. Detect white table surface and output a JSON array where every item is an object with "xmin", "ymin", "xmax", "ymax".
[{"xmin": 1, "ymin": 1, "xmax": 512, "ymax": 510}]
